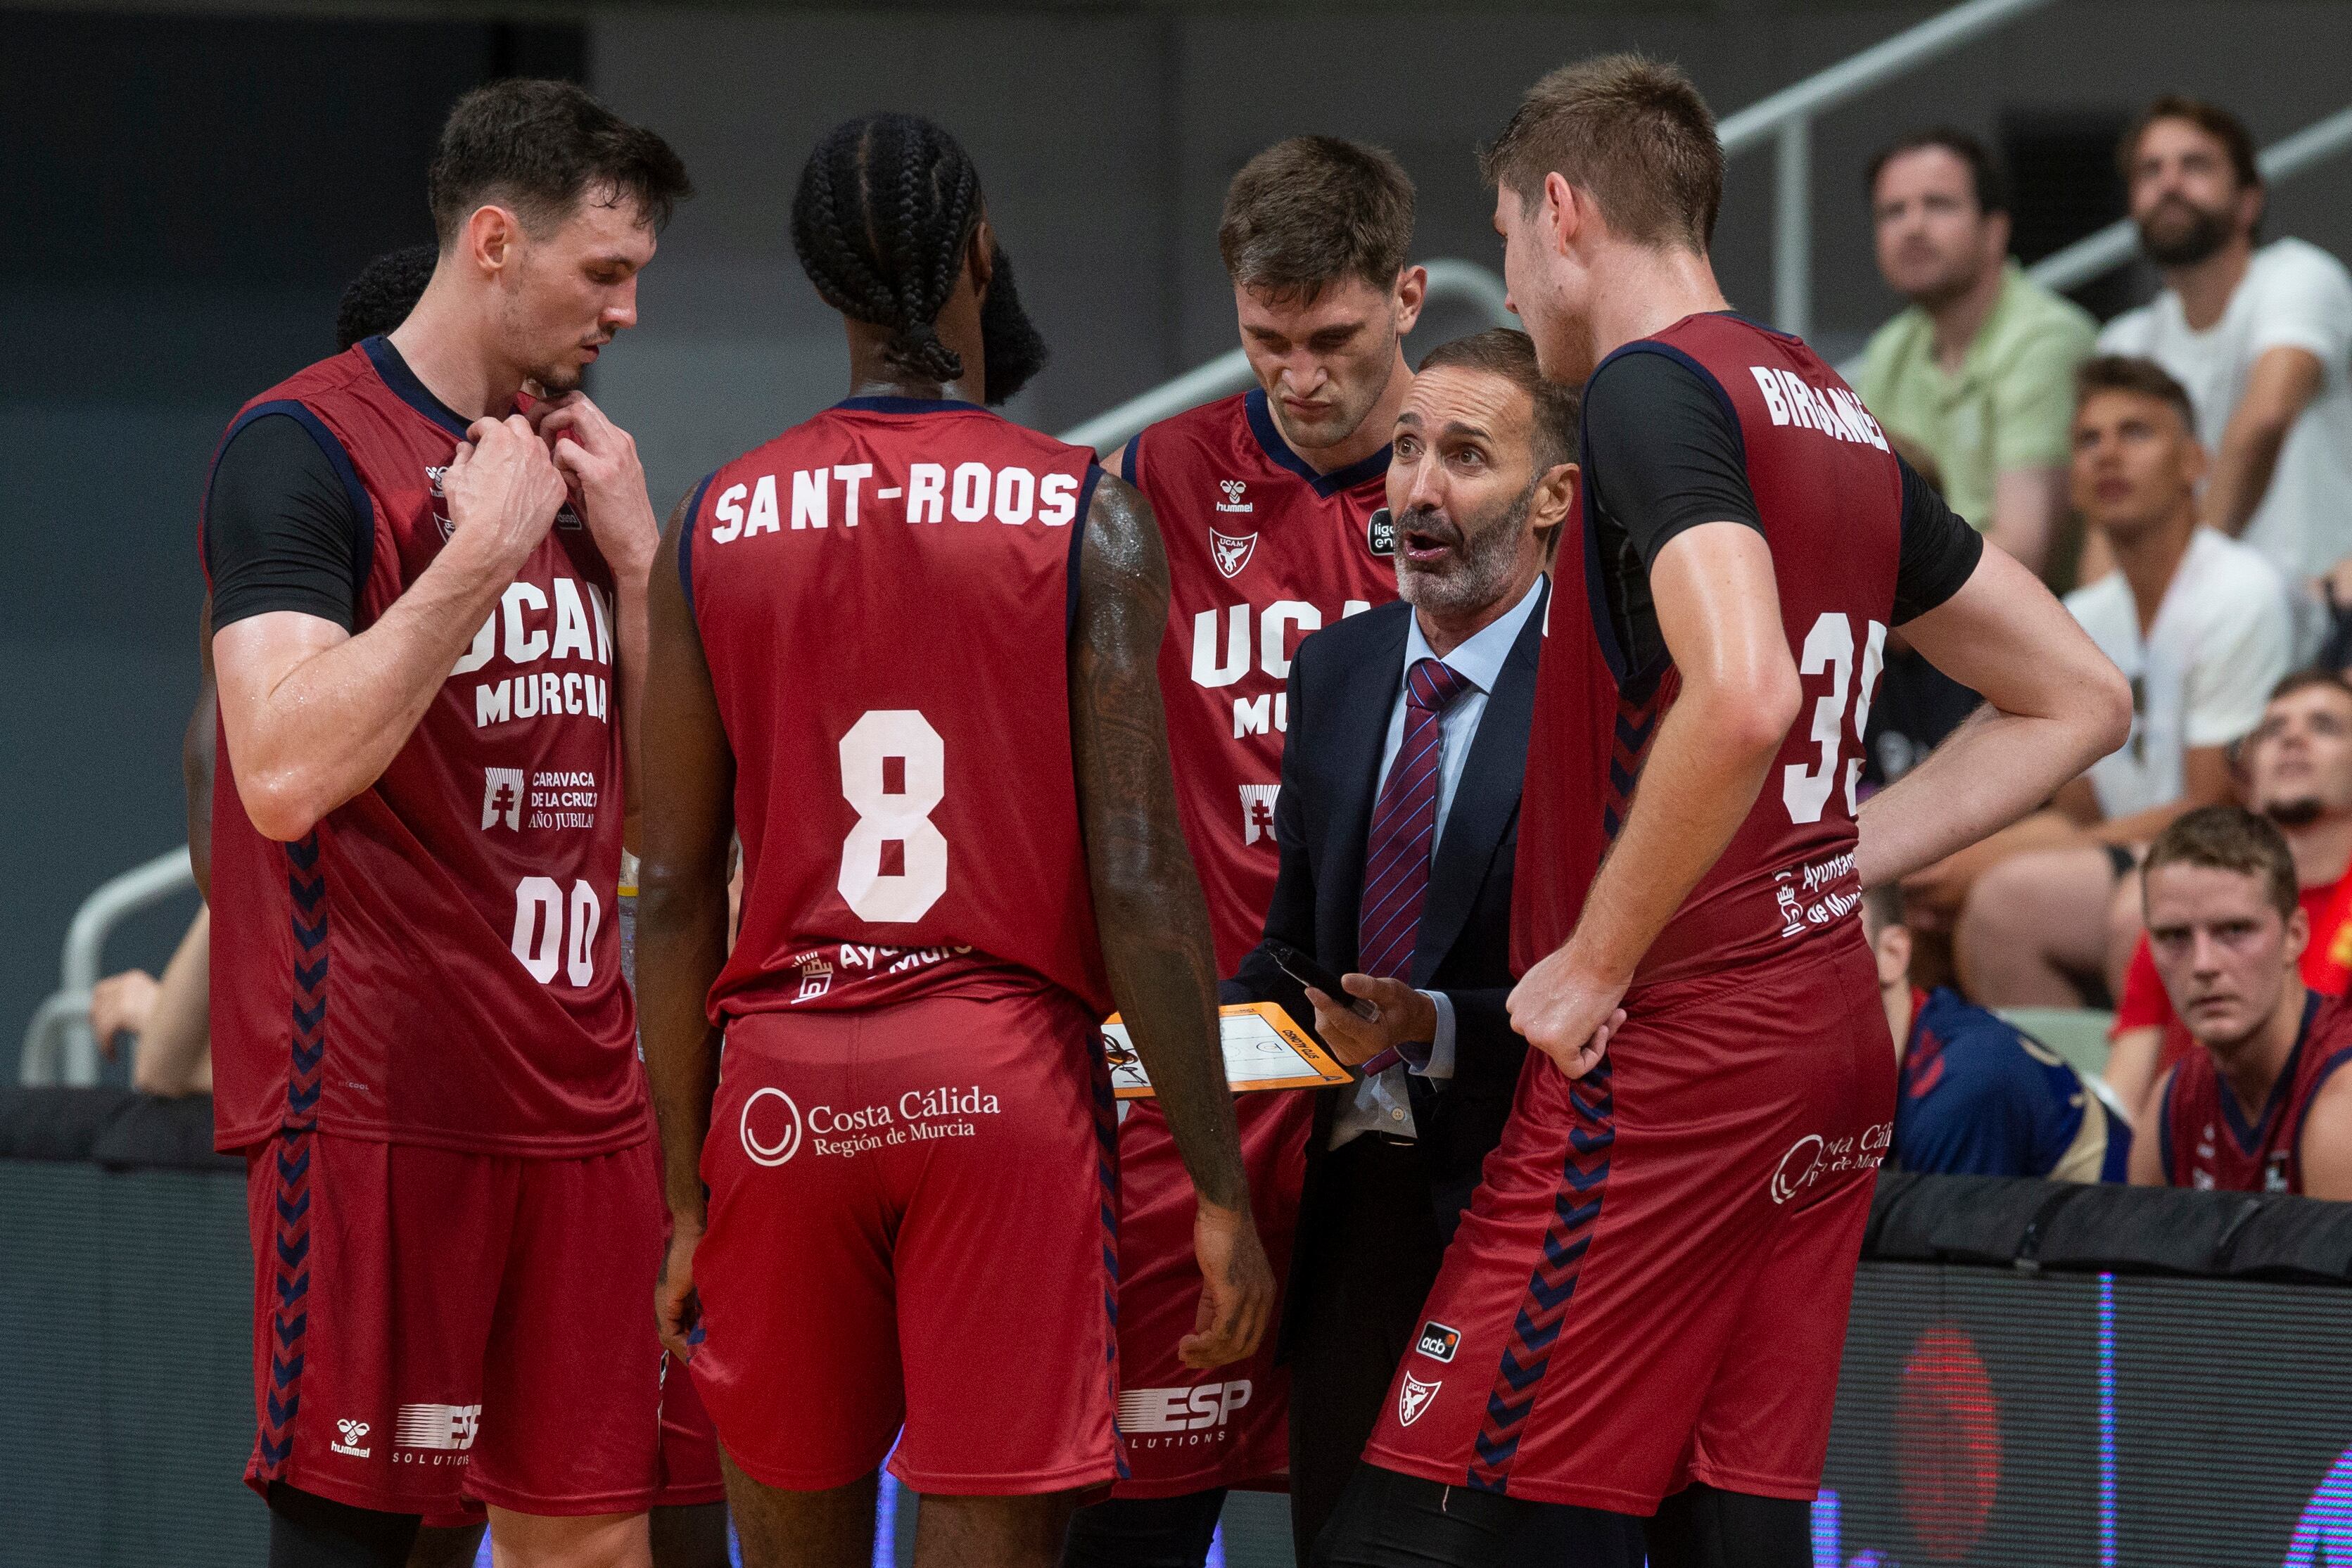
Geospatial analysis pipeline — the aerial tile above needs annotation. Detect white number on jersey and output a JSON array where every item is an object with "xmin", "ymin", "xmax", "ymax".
[
  {"xmin": 1781, "ymin": 611, "xmax": 1888, "ymax": 824},
  {"xmin": 838, "ymin": 709, "xmax": 949, "ymax": 922},
  {"xmin": 510, "ymin": 877, "xmax": 602, "ymax": 986}
]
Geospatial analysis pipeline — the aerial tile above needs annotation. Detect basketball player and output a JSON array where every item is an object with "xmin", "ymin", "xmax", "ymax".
[
  {"xmin": 1316, "ymin": 56, "xmax": 2130, "ymax": 1568},
  {"xmin": 1064, "ymin": 136, "xmax": 1420, "ymax": 1568},
  {"xmin": 205, "ymin": 81, "xmax": 697, "ymax": 1568},
  {"xmin": 2130, "ymin": 805, "xmax": 2352, "ymax": 1197},
  {"xmin": 635, "ymin": 114, "xmax": 1272, "ymax": 1568}
]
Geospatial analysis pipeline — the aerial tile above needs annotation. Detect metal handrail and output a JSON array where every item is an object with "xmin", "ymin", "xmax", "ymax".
[
  {"xmin": 1714, "ymin": 0, "xmax": 2064, "ymax": 338},
  {"xmin": 2028, "ymin": 101, "xmax": 2352, "ymax": 295},
  {"xmin": 1055, "ymin": 257, "xmax": 1512, "ymax": 455},
  {"xmin": 19, "ymin": 845, "xmax": 194, "ymax": 1086}
]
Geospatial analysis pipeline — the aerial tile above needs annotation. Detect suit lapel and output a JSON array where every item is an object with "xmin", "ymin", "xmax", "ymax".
[
  {"xmin": 1328, "ymin": 608, "xmax": 1411, "ymax": 967},
  {"xmin": 1412, "ymin": 580, "xmax": 1546, "ymax": 986}
]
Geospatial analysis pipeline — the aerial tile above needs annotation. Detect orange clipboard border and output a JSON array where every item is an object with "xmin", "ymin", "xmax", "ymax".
[{"xmin": 1102, "ymin": 999, "xmax": 1354, "ymax": 1099}]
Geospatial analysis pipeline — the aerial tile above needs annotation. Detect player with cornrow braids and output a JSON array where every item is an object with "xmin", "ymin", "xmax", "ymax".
[
  {"xmin": 791, "ymin": 113, "xmax": 1048, "ymax": 407},
  {"xmin": 640, "ymin": 113, "xmax": 1267, "ymax": 1568}
]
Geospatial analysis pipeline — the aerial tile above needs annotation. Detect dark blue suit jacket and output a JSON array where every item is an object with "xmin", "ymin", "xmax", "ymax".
[{"xmin": 1226, "ymin": 582, "xmax": 1546, "ymax": 1337}]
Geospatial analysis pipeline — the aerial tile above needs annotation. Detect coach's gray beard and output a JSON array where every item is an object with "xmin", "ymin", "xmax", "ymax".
[{"xmin": 1396, "ymin": 483, "xmax": 1534, "ymax": 621}]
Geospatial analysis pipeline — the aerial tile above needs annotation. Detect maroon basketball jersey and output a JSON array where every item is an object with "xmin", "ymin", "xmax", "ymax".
[
  {"xmin": 205, "ymin": 338, "xmax": 638, "ymax": 1155},
  {"xmin": 1512, "ymin": 314, "xmax": 1902, "ymax": 986},
  {"xmin": 1122, "ymin": 390, "xmax": 1396, "ymax": 971},
  {"xmin": 2162, "ymin": 991, "xmax": 2352, "ymax": 1193},
  {"xmin": 686, "ymin": 397, "xmax": 1111, "ymax": 1021}
]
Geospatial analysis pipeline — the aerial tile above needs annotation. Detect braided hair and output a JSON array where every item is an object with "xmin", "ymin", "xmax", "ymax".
[{"xmin": 792, "ymin": 113, "xmax": 985, "ymax": 385}]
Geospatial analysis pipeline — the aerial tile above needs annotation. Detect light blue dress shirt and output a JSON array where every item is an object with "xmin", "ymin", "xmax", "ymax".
[{"xmin": 1330, "ymin": 578, "xmax": 1543, "ymax": 1150}]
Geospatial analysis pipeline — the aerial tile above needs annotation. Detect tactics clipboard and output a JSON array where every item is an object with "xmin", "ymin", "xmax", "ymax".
[{"xmin": 1101, "ymin": 1000, "xmax": 1353, "ymax": 1099}]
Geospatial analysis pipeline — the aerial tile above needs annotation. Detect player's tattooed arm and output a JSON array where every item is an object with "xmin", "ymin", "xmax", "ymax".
[
  {"xmin": 1072, "ymin": 473, "xmax": 1273, "ymax": 1368},
  {"xmin": 635, "ymin": 492, "xmax": 735, "ymax": 1357}
]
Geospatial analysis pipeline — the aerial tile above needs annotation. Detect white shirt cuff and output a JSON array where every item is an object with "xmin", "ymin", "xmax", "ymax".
[{"xmin": 1412, "ymin": 990, "xmax": 1457, "ymax": 1081}]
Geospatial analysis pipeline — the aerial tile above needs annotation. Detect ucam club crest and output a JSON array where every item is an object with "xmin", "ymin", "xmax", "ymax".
[
  {"xmin": 1210, "ymin": 524, "xmax": 1257, "ymax": 580},
  {"xmin": 1397, "ymin": 1372, "xmax": 1440, "ymax": 1427}
]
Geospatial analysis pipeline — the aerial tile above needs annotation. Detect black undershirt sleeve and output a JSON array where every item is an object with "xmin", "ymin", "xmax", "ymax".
[
  {"xmin": 1891, "ymin": 454, "xmax": 1985, "ymax": 623},
  {"xmin": 1582, "ymin": 348, "xmax": 1765, "ymax": 567},
  {"xmin": 205, "ymin": 413, "xmax": 362, "ymax": 633}
]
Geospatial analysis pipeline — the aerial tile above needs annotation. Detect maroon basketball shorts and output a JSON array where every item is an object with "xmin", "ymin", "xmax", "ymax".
[
  {"xmin": 1363, "ymin": 936, "xmax": 1894, "ymax": 1512},
  {"xmin": 1108, "ymin": 1087, "xmax": 1310, "ymax": 1497},
  {"xmin": 691, "ymin": 988, "xmax": 1121, "ymax": 1495},
  {"xmin": 241, "ymin": 1131, "xmax": 714, "ymax": 1517}
]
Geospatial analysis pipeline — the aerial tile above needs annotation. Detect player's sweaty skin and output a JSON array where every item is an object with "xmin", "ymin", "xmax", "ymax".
[{"xmin": 1069, "ymin": 472, "xmax": 1274, "ymax": 1369}]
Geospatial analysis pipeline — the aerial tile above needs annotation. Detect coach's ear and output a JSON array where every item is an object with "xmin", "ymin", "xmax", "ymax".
[{"xmin": 1533, "ymin": 461, "xmax": 1578, "ymax": 563}]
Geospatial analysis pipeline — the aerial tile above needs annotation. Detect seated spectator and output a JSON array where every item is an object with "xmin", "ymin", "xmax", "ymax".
[
  {"xmin": 2109, "ymin": 670, "xmax": 2352, "ymax": 1115},
  {"xmin": 1927, "ymin": 357, "xmax": 2290, "ymax": 1004},
  {"xmin": 1857, "ymin": 127, "xmax": 2094, "ymax": 581},
  {"xmin": 88, "ymin": 906, "xmax": 211, "ymax": 1097},
  {"xmin": 2099, "ymin": 96, "xmax": 2352, "ymax": 650},
  {"xmin": 2129, "ymin": 805, "xmax": 2352, "ymax": 1197},
  {"xmin": 1867, "ymin": 886, "xmax": 2118, "ymax": 1180}
]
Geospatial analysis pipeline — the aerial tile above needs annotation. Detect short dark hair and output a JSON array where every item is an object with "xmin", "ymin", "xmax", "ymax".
[
  {"xmin": 427, "ymin": 79, "xmax": 691, "ymax": 247},
  {"xmin": 1480, "ymin": 53, "xmax": 1722, "ymax": 251},
  {"xmin": 1867, "ymin": 127, "xmax": 2009, "ymax": 215},
  {"xmin": 2122, "ymin": 94, "xmax": 2262, "ymax": 191},
  {"xmin": 2076, "ymin": 354, "xmax": 2197, "ymax": 431},
  {"xmin": 1415, "ymin": 329, "xmax": 1579, "ymax": 471},
  {"xmin": 792, "ymin": 113, "xmax": 991, "ymax": 385},
  {"xmin": 335, "ymin": 245, "xmax": 437, "ymax": 352},
  {"xmin": 2271, "ymin": 668, "xmax": 2352, "ymax": 706},
  {"xmin": 1218, "ymin": 137, "xmax": 1416, "ymax": 302},
  {"xmin": 1862, "ymin": 881, "xmax": 1905, "ymax": 938},
  {"xmin": 2144, "ymin": 805, "xmax": 2299, "ymax": 923}
]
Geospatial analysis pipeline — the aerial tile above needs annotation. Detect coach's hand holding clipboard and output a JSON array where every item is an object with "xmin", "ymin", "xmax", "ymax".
[{"xmin": 1266, "ymin": 941, "xmax": 1436, "ymax": 1080}]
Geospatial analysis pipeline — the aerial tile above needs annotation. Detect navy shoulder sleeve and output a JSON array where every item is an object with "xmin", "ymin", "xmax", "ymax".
[
  {"xmin": 1893, "ymin": 456, "xmax": 1984, "ymax": 623},
  {"xmin": 205, "ymin": 412, "xmax": 364, "ymax": 633},
  {"xmin": 1582, "ymin": 348, "xmax": 1764, "ymax": 570}
]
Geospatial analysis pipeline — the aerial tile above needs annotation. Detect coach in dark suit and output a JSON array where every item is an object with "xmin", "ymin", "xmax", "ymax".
[{"xmin": 1225, "ymin": 331, "xmax": 1641, "ymax": 1565}]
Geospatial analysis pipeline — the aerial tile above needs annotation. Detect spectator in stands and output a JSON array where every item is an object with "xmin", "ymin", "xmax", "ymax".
[
  {"xmin": 1924, "ymin": 357, "xmax": 2291, "ymax": 1005},
  {"xmin": 2128, "ymin": 806, "xmax": 2352, "ymax": 1197},
  {"xmin": 2109, "ymin": 671, "xmax": 2352, "ymax": 1116},
  {"xmin": 1867, "ymin": 884, "xmax": 2118, "ymax": 1181},
  {"xmin": 2100, "ymin": 96, "xmax": 2352, "ymax": 649},
  {"xmin": 1857, "ymin": 127, "xmax": 2095, "ymax": 581},
  {"xmin": 87, "ymin": 907, "xmax": 212, "ymax": 1097}
]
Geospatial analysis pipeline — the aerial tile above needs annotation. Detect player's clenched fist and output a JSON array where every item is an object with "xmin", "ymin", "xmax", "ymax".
[
  {"xmin": 653, "ymin": 1218, "xmax": 702, "ymax": 1363},
  {"xmin": 442, "ymin": 413, "xmax": 567, "ymax": 565},
  {"xmin": 1507, "ymin": 945, "xmax": 1631, "ymax": 1080},
  {"xmin": 1180, "ymin": 1196, "xmax": 1275, "ymax": 1370}
]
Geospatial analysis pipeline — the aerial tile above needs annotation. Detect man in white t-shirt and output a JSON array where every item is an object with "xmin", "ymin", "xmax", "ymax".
[
  {"xmin": 1934, "ymin": 357, "xmax": 2289, "ymax": 1007},
  {"xmin": 2097, "ymin": 95, "xmax": 2352, "ymax": 639}
]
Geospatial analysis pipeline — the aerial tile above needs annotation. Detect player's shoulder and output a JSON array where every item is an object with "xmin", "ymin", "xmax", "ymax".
[
  {"xmin": 2306, "ymin": 988, "xmax": 2352, "ymax": 1054},
  {"xmin": 234, "ymin": 343, "xmax": 378, "ymax": 426},
  {"xmin": 1126, "ymin": 392, "xmax": 1254, "ymax": 489}
]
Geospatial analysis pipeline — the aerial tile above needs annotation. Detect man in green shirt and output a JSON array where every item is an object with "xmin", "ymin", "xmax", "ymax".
[{"xmin": 1857, "ymin": 128, "xmax": 2097, "ymax": 580}]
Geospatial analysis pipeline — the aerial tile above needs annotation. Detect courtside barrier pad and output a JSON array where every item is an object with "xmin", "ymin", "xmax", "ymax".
[{"xmin": 0, "ymin": 1087, "xmax": 236, "ymax": 1170}]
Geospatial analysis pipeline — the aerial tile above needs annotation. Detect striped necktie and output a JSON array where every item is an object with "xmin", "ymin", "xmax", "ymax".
[{"xmin": 1357, "ymin": 657, "xmax": 1474, "ymax": 981}]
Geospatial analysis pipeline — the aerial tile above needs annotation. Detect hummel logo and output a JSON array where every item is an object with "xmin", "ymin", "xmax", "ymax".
[
  {"xmin": 331, "ymin": 1417, "xmax": 371, "ymax": 1458},
  {"xmin": 1214, "ymin": 479, "xmax": 1254, "ymax": 515}
]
